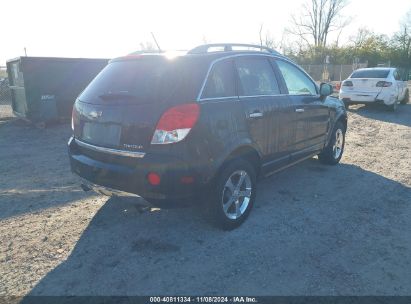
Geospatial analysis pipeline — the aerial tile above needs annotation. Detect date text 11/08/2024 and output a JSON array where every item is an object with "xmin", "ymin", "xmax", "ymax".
[{"xmin": 149, "ymin": 296, "xmax": 257, "ymax": 303}]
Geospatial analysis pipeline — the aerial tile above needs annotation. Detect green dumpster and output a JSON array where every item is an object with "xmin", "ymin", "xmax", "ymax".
[{"xmin": 7, "ymin": 56, "xmax": 108, "ymax": 124}]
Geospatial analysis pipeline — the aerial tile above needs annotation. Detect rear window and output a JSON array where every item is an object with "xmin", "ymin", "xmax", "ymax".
[
  {"xmin": 351, "ymin": 69, "xmax": 390, "ymax": 79},
  {"xmin": 79, "ymin": 57, "xmax": 204, "ymax": 104}
]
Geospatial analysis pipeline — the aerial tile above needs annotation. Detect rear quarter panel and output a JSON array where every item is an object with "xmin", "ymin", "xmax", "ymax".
[
  {"xmin": 323, "ymin": 96, "xmax": 347, "ymax": 145},
  {"xmin": 169, "ymin": 98, "xmax": 260, "ymax": 184}
]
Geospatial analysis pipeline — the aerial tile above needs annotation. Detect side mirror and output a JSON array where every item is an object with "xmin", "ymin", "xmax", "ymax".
[{"xmin": 320, "ymin": 83, "xmax": 333, "ymax": 97}]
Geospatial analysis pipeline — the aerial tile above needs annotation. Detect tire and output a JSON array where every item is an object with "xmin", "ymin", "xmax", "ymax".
[
  {"xmin": 400, "ymin": 89, "xmax": 409, "ymax": 105},
  {"xmin": 318, "ymin": 121, "xmax": 346, "ymax": 165},
  {"xmin": 387, "ymin": 99, "xmax": 398, "ymax": 112},
  {"xmin": 343, "ymin": 101, "xmax": 350, "ymax": 109},
  {"xmin": 205, "ymin": 158, "xmax": 257, "ymax": 230}
]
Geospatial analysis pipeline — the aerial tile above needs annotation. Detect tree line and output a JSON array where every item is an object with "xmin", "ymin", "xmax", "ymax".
[
  {"xmin": 138, "ymin": 0, "xmax": 410, "ymax": 77},
  {"xmin": 280, "ymin": 0, "xmax": 410, "ymax": 73}
]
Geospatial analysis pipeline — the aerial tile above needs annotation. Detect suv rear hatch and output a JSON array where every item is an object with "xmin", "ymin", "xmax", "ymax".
[{"xmin": 73, "ymin": 55, "xmax": 206, "ymax": 153}]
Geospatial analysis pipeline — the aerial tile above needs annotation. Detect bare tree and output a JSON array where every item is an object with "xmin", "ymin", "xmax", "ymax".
[
  {"xmin": 258, "ymin": 24, "xmax": 278, "ymax": 50},
  {"xmin": 289, "ymin": 0, "xmax": 350, "ymax": 48},
  {"xmin": 349, "ymin": 27, "xmax": 373, "ymax": 49},
  {"xmin": 392, "ymin": 10, "xmax": 411, "ymax": 70},
  {"xmin": 139, "ymin": 41, "xmax": 156, "ymax": 51}
]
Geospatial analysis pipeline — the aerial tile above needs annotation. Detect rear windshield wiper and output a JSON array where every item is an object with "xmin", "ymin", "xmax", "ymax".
[{"xmin": 98, "ymin": 91, "xmax": 138, "ymax": 100}]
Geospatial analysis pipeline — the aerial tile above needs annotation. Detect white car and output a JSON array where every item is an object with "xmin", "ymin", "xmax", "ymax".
[{"xmin": 339, "ymin": 67, "xmax": 409, "ymax": 111}]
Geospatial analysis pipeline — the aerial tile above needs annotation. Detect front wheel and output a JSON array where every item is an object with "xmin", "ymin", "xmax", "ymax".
[
  {"xmin": 318, "ymin": 121, "xmax": 346, "ymax": 165},
  {"xmin": 205, "ymin": 158, "xmax": 257, "ymax": 230}
]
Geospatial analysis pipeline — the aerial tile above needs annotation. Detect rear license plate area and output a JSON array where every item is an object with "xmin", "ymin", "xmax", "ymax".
[{"xmin": 82, "ymin": 122, "xmax": 121, "ymax": 147}]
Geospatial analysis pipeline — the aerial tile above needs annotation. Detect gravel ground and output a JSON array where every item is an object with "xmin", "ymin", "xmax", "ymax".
[
  {"xmin": 0, "ymin": 101, "xmax": 410, "ymax": 297},
  {"xmin": 0, "ymin": 105, "xmax": 13, "ymax": 124}
]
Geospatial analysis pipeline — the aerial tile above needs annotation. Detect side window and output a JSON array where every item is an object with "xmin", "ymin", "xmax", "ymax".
[
  {"xmin": 276, "ymin": 60, "xmax": 317, "ymax": 95},
  {"xmin": 202, "ymin": 60, "xmax": 236, "ymax": 99},
  {"xmin": 235, "ymin": 57, "xmax": 280, "ymax": 96}
]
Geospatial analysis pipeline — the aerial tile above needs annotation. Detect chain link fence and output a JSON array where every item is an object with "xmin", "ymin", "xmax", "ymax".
[
  {"xmin": 301, "ymin": 63, "xmax": 369, "ymax": 83},
  {"xmin": 302, "ymin": 63, "xmax": 410, "ymax": 82},
  {"xmin": 0, "ymin": 66, "xmax": 13, "ymax": 120}
]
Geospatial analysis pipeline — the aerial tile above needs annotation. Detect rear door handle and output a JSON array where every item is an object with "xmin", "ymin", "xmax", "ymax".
[
  {"xmin": 249, "ymin": 112, "xmax": 263, "ymax": 118},
  {"xmin": 295, "ymin": 108, "xmax": 305, "ymax": 113}
]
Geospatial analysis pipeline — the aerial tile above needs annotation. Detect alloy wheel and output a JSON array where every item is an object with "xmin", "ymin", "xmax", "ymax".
[
  {"xmin": 221, "ymin": 170, "xmax": 252, "ymax": 220},
  {"xmin": 333, "ymin": 129, "xmax": 344, "ymax": 159}
]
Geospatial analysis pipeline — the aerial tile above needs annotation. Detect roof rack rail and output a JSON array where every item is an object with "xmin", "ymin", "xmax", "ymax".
[{"xmin": 187, "ymin": 43, "xmax": 281, "ymax": 55}]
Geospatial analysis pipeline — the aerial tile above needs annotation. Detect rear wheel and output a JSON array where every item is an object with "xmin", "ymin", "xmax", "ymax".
[
  {"xmin": 318, "ymin": 121, "xmax": 345, "ymax": 165},
  {"xmin": 205, "ymin": 158, "xmax": 257, "ymax": 230},
  {"xmin": 400, "ymin": 90, "xmax": 409, "ymax": 105}
]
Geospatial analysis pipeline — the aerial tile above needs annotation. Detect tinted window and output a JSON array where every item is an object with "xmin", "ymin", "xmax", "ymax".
[
  {"xmin": 236, "ymin": 57, "xmax": 280, "ymax": 96},
  {"xmin": 202, "ymin": 60, "xmax": 236, "ymax": 99},
  {"xmin": 79, "ymin": 57, "xmax": 201, "ymax": 103},
  {"xmin": 351, "ymin": 69, "xmax": 390, "ymax": 79},
  {"xmin": 276, "ymin": 60, "xmax": 317, "ymax": 95}
]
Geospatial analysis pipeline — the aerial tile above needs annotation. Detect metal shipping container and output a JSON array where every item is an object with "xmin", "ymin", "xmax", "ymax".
[{"xmin": 7, "ymin": 57, "xmax": 108, "ymax": 124}]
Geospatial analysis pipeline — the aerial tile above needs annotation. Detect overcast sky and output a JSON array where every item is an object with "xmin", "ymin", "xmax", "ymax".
[{"xmin": 1, "ymin": 0, "xmax": 410, "ymax": 65}]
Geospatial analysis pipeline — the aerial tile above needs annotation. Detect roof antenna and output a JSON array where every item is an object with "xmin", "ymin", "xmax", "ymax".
[{"xmin": 151, "ymin": 32, "xmax": 162, "ymax": 53}]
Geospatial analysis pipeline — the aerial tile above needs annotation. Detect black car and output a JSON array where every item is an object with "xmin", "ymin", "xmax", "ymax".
[{"xmin": 68, "ymin": 43, "xmax": 347, "ymax": 230}]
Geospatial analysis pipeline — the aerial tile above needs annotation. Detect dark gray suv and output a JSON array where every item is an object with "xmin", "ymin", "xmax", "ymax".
[{"xmin": 68, "ymin": 43, "xmax": 347, "ymax": 230}]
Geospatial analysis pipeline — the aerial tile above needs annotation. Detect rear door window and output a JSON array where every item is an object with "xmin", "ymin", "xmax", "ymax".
[
  {"xmin": 276, "ymin": 60, "xmax": 317, "ymax": 95},
  {"xmin": 235, "ymin": 57, "xmax": 280, "ymax": 96},
  {"xmin": 201, "ymin": 59, "xmax": 236, "ymax": 99}
]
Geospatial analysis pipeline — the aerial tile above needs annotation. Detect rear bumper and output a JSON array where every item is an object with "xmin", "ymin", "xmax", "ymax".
[
  {"xmin": 68, "ymin": 137, "xmax": 203, "ymax": 202},
  {"xmin": 339, "ymin": 90, "xmax": 396, "ymax": 105}
]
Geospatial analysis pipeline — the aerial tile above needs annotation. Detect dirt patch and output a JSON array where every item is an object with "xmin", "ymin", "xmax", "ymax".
[{"xmin": 0, "ymin": 102, "xmax": 410, "ymax": 296}]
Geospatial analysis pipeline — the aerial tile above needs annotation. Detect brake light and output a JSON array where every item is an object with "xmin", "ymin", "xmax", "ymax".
[
  {"xmin": 342, "ymin": 80, "xmax": 353, "ymax": 87},
  {"xmin": 151, "ymin": 103, "xmax": 200, "ymax": 144},
  {"xmin": 376, "ymin": 81, "xmax": 392, "ymax": 87}
]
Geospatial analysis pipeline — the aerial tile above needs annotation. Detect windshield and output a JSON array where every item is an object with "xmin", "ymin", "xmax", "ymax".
[{"xmin": 351, "ymin": 69, "xmax": 390, "ymax": 79}]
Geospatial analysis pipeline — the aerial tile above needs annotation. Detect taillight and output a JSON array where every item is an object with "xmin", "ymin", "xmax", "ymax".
[
  {"xmin": 151, "ymin": 103, "xmax": 200, "ymax": 144},
  {"xmin": 342, "ymin": 80, "xmax": 353, "ymax": 87},
  {"xmin": 376, "ymin": 81, "xmax": 392, "ymax": 87}
]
